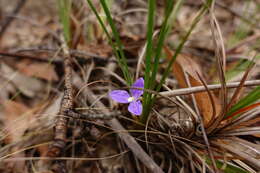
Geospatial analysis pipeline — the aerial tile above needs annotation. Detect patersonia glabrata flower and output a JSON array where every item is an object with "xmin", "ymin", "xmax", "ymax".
[{"xmin": 109, "ymin": 78, "xmax": 144, "ymax": 115}]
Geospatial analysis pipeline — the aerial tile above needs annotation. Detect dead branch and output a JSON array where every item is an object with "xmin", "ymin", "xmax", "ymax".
[
  {"xmin": 47, "ymin": 41, "xmax": 74, "ymax": 157},
  {"xmin": 66, "ymin": 109, "xmax": 121, "ymax": 120}
]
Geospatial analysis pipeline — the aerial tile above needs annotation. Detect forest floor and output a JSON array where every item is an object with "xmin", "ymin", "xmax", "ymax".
[{"xmin": 0, "ymin": 0, "xmax": 259, "ymax": 173}]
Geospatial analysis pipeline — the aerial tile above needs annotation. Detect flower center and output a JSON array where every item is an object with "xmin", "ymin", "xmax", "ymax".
[{"xmin": 127, "ymin": 96, "xmax": 135, "ymax": 102}]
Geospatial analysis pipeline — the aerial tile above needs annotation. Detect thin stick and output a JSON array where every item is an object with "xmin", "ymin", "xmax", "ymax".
[
  {"xmin": 0, "ymin": 51, "xmax": 60, "ymax": 63},
  {"xmin": 66, "ymin": 109, "xmax": 120, "ymax": 120},
  {"xmin": 160, "ymin": 80, "xmax": 260, "ymax": 97},
  {"xmin": 0, "ymin": 49, "xmax": 138, "ymax": 65},
  {"xmin": 47, "ymin": 38, "xmax": 74, "ymax": 157}
]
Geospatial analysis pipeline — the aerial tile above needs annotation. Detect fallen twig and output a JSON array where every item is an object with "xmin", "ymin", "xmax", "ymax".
[
  {"xmin": 160, "ymin": 80, "xmax": 260, "ymax": 97},
  {"xmin": 66, "ymin": 109, "xmax": 121, "ymax": 120},
  {"xmin": 47, "ymin": 39, "xmax": 74, "ymax": 157},
  {"xmin": 0, "ymin": 49, "xmax": 137, "ymax": 65}
]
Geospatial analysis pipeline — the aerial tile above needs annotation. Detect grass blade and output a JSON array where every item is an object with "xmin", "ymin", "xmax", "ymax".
[
  {"xmin": 58, "ymin": 0, "xmax": 72, "ymax": 44},
  {"xmin": 141, "ymin": 0, "xmax": 156, "ymax": 122},
  {"xmin": 207, "ymin": 159, "xmax": 248, "ymax": 173},
  {"xmin": 226, "ymin": 86, "xmax": 260, "ymax": 118},
  {"xmin": 156, "ymin": 0, "xmax": 213, "ymax": 94},
  {"xmin": 87, "ymin": 0, "xmax": 132, "ymax": 85},
  {"xmin": 141, "ymin": 0, "xmax": 180, "ymax": 123},
  {"xmin": 141, "ymin": 0, "xmax": 213, "ymax": 123}
]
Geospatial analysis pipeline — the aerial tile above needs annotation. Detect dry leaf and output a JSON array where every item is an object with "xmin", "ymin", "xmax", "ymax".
[
  {"xmin": 16, "ymin": 60, "xmax": 58, "ymax": 81},
  {"xmin": 165, "ymin": 47, "xmax": 221, "ymax": 125},
  {"xmin": 3, "ymin": 100, "xmax": 31, "ymax": 143},
  {"xmin": 77, "ymin": 43, "xmax": 113, "ymax": 58},
  {"xmin": 1, "ymin": 63, "xmax": 43, "ymax": 97},
  {"xmin": 3, "ymin": 100, "xmax": 32, "ymax": 173},
  {"xmin": 218, "ymin": 138, "xmax": 260, "ymax": 162}
]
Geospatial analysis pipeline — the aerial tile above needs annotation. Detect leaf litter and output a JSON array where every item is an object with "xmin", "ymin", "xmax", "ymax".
[{"xmin": 0, "ymin": 0, "xmax": 259, "ymax": 173}]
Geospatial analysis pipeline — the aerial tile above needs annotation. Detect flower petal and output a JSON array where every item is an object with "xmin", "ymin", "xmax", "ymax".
[
  {"xmin": 109, "ymin": 90, "xmax": 130, "ymax": 103},
  {"xmin": 128, "ymin": 100, "xmax": 142, "ymax": 115},
  {"xmin": 130, "ymin": 77, "xmax": 144, "ymax": 99}
]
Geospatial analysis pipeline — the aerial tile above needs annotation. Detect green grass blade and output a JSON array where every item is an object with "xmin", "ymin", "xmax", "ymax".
[
  {"xmin": 156, "ymin": 0, "xmax": 213, "ymax": 94},
  {"xmin": 86, "ymin": 0, "xmax": 112, "ymax": 41},
  {"xmin": 226, "ymin": 86, "xmax": 260, "ymax": 117},
  {"xmin": 216, "ymin": 161, "xmax": 249, "ymax": 173},
  {"xmin": 58, "ymin": 0, "xmax": 72, "ymax": 44},
  {"xmin": 143, "ymin": 0, "xmax": 156, "ymax": 90},
  {"xmin": 141, "ymin": 0, "xmax": 156, "ymax": 121},
  {"xmin": 87, "ymin": 0, "xmax": 132, "ymax": 85},
  {"xmin": 150, "ymin": 0, "xmax": 175, "ymax": 90},
  {"xmin": 149, "ymin": 0, "xmax": 184, "ymax": 88},
  {"xmin": 141, "ymin": 0, "xmax": 213, "ymax": 123},
  {"xmin": 167, "ymin": 0, "xmax": 184, "ymax": 36},
  {"xmin": 99, "ymin": 0, "xmax": 132, "ymax": 85},
  {"xmin": 207, "ymin": 159, "xmax": 248, "ymax": 173},
  {"xmin": 142, "ymin": 0, "xmax": 177, "ymax": 122}
]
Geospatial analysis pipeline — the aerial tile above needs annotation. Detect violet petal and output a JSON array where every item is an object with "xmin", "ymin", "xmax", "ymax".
[
  {"xmin": 109, "ymin": 90, "xmax": 130, "ymax": 103},
  {"xmin": 130, "ymin": 77, "xmax": 144, "ymax": 99},
  {"xmin": 128, "ymin": 100, "xmax": 142, "ymax": 115}
]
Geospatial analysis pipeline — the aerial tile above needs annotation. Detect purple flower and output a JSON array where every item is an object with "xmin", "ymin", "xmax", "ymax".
[{"xmin": 109, "ymin": 78, "xmax": 144, "ymax": 115}]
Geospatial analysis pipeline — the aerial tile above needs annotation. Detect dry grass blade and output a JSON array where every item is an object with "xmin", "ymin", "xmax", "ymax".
[
  {"xmin": 171, "ymin": 138, "xmax": 215, "ymax": 173},
  {"xmin": 207, "ymin": 2, "xmax": 228, "ymax": 134},
  {"xmin": 2, "ymin": 151, "xmax": 129, "ymax": 162},
  {"xmin": 163, "ymin": 46, "xmax": 221, "ymax": 171},
  {"xmin": 212, "ymin": 138, "xmax": 260, "ymax": 170},
  {"xmin": 221, "ymin": 127, "xmax": 260, "ymax": 136},
  {"xmin": 219, "ymin": 107, "xmax": 260, "ymax": 131},
  {"xmin": 183, "ymin": 72, "xmax": 218, "ymax": 172}
]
